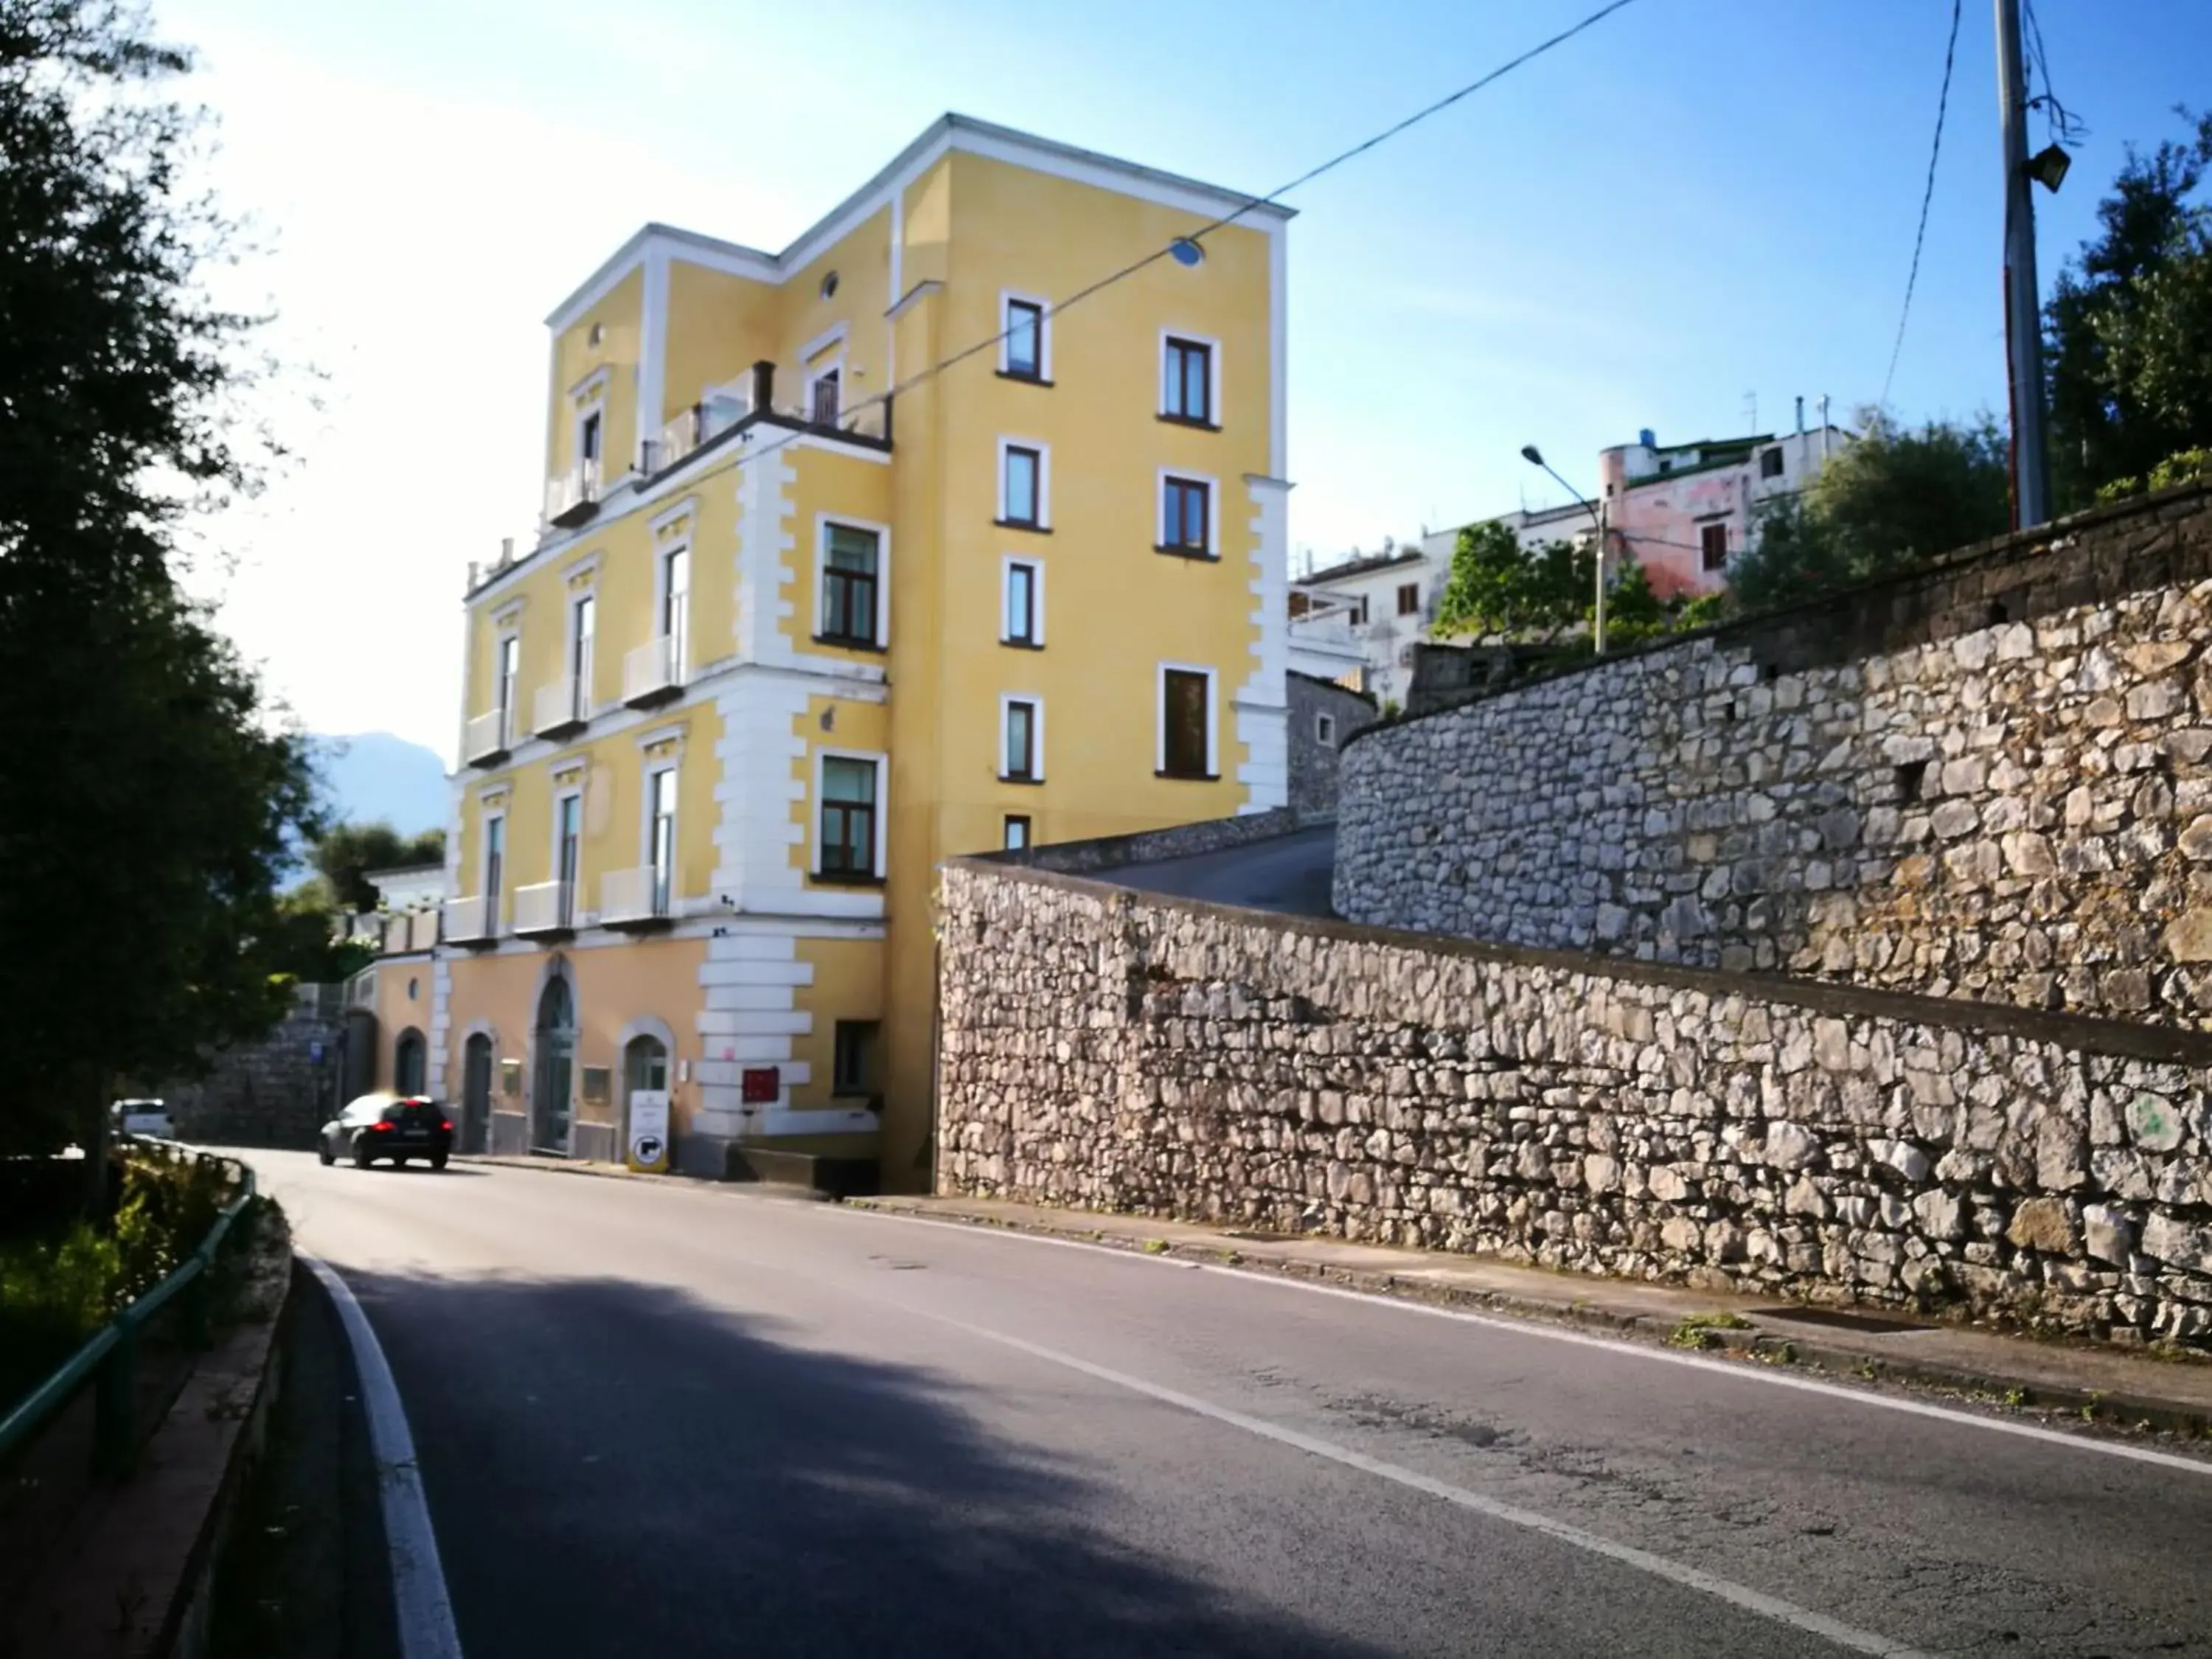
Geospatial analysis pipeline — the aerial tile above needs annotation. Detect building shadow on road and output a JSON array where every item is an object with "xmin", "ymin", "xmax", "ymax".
[{"xmin": 345, "ymin": 1268, "xmax": 1404, "ymax": 1659}]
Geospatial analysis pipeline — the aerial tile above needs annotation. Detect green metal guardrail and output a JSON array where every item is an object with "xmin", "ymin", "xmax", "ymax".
[{"xmin": 0, "ymin": 1140, "xmax": 257, "ymax": 1476}]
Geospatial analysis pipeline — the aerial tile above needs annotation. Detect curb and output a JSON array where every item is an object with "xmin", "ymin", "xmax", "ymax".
[
  {"xmin": 451, "ymin": 1152, "xmax": 834, "ymax": 1202},
  {"xmin": 849, "ymin": 1197, "xmax": 2212, "ymax": 1446}
]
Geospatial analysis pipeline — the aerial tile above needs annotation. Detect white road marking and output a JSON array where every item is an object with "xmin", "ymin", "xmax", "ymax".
[
  {"xmin": 305, "ymin": 1256, "xmax": 466, "ymax": 1659},
  {"xmin": 842, "ymin": 1207, "xmax": 2212, "ymax": 1478},
  {"xmin": 939, "ymin": 1313, "xmax": 1933, "ymax": 1658}
]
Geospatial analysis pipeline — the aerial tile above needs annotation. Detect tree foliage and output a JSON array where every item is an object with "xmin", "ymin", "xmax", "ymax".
[
  {"xmin": 308, "ymin": 821, "xmax": 446, "ymax": 912},
  {"xmin": 2046, "ymin": 110, "xmax": 2212, "ymax": 510},
  {"xmin": 1728, "ymin": 411, "xmax": 2011, "ymax": 611},
  {"xmin": 0, "ymin": 1, "xmax": 320, "ymax": 1161},
  {"xmin": 1430, "ymin": 520, "xmax": 1597, "ymax": 641}
]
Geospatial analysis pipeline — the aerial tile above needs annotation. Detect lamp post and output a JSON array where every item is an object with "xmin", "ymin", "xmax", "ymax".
[{"xmin": 1520, "ymin": 444, "xmax": 1609, "ymax": 655}]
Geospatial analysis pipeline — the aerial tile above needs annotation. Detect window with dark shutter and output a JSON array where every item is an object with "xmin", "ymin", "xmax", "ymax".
[
  {"xmin": 821, "ymin": 524, "xmax": 880, "ymax": 645},
  {"xmin": 820, "ymin": 757, "xmax": 877, "ymax": 877},
  {"xmin": 1161, "ymin": 476, "xmax": 1210, "ymax": 555},
  {"xmin": 1004, "ymin": 700, "xmax": 1039, "ymax": 781},
  {"xmin": 1161, "ymin": 669, "xmax": 1211, "ymax": 779},
  {"xmin": 1164, "ymin": 337, "xmax": 1212, "ymax": 424},
  {"xmin": 1004, "ymin": 301, "xmax": 1044, "ymax": 380},
  {"xmin": 1700, "ymin": 523, "xmax": 1728, "ymax": 571}
]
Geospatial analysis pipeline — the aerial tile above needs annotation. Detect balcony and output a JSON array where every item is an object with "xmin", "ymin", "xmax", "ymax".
[
  {"xmin": 443, "ymin": 894, "xmax": 500, "ymax": 946},
  {"xmin": 600, "ymin": 866, "xmax": 672, "ymax": 931},
  {"xmin": 643, "ymin": 386, "xmax": 754, "ymax": 476},
  {"xmin": 534, "ymin": 676, "xmax": 589, "ymax": 740},
  {"xmin": 464, "ymin": 708, "xmax": 512, "ymax": 768},
  {"xmin": 544, "ymin": 457, "xmax": 602, "ymax": 531},
  {"xmin": 511, "ymin": 879, "xmax": 576, "ymax": 939},
  {"xmin": 623, "ymin": 635, "xmax": 684, "ymax": 709}
]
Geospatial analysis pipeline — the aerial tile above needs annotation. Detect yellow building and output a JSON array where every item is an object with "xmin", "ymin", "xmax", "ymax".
[{"xmin": 420, "ymin": 114, "xmax": 1292, "ymax": 1188}]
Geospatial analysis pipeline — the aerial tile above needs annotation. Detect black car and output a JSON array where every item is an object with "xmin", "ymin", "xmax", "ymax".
[{"xmin": 319, "ymin": 1092, "xmax": 453, "ymax": 1170}]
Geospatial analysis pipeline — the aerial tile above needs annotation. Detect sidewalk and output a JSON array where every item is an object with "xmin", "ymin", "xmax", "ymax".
[{"xmin": 850, "ymin": 1193, "xmax": 2212, "ymax": 1443}]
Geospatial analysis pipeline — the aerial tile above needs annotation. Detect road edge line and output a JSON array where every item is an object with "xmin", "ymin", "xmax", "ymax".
[{"xmin": 304, "ymin": 1256, "xmax": 465, "ymax": 1659}]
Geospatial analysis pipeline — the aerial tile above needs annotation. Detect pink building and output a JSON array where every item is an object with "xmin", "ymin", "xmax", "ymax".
[{"xmin": 1600, "ymin": 416, "xmax": 1851, "ymax": 600}]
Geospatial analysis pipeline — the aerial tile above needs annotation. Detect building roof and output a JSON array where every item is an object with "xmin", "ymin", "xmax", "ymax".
[
  {"xmin": 1299, "ymin": 549, "xmax": 1427, "ymax": 585},
  {"xmin": 548, "ymin": 113, "xmax": 1297, "ymax": 328}
]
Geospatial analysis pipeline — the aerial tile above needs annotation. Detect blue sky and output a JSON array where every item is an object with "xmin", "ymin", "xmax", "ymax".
[{"xmin": 159, "ymin": 0, "xmax": 2212, "ymax": 756}]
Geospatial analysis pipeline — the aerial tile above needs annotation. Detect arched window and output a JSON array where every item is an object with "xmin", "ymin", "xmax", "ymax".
[{"xmin": 394, "ymin": 1029, "xmax": 427, "ymax": 1096}]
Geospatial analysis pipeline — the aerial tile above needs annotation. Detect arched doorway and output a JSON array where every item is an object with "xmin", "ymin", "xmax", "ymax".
[
  {"xmin": 393, "ymin": 1028, "xmax": 427, "ymax": 1096},
  {"xmin": 462, "ymin": 1032, "xmax": 494, "ymax": 1153},
  {"xmin": 623, "ymin": 1033, "xmax": 669, "ymax": 1166},
  {"xmin": 532, "ymin": 975, "xmax": 577, "ymax": 1155}
]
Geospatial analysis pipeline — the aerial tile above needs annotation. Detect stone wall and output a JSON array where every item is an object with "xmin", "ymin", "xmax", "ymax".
[
  {"xmin": 936, "ymin": 860, "xmax": 2212, "ymax": 1347},
  {"xmin": 1286, "ymin": 672, "xmax": 1379, "ymax": 816},
  {"xmin": 1336, "ymin": 484, "xmax": 2212, "ymax": 1032},
  {"xmin": 995, "ymin": 805, "xmax": 1307, "ymax": 876},
  {"xmin": 163, "ymin": 985, "xmax": 346, "ymax": 1147}
]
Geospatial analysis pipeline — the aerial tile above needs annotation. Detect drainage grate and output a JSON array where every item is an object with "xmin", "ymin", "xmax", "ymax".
[{"xmin": 1753, "ymin": 1307, "xmax": 1933, "ymax": 1335}]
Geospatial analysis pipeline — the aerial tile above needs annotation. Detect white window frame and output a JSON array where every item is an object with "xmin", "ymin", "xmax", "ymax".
[
  {"xmin": 1155, "ymin": 468, "xmax": 1221, "ymax": 557},
  {"xmin": 1158, "ymin": 328, "xmax": 1222, "ymax": 425},
  {"xmin": 572, "ymin": 393, "xmax": 607, "ymax": 480},
  {"xmin": 998, "ymin": 692, "xmax": 1046, "ymax": 783},
  {"xmin": 494, "ymin": 631, "xmax": 521, "ymax": 743},
  {"xmin": 997, "ymin": 436, "xmax": 1051, "ymax": 529},
  {"xmin": 1003, "ymin": 814, "xmax": 1032, "ymax": 851},
  {"xmin": 653, "ymin": 535, "xmax": 692, "ymax": 674},
  {"xmin": 815, "ymin": 513, "xmax": 891, "ymax": 648},
  {"xmin": 1155, "ymin": 661, "xmax": 1220, "ymax": 779},
  {"xmin": 566, "ymin": 587, "xmax": 598, "ymax": 715},
  {"xmin": 998, "ymin": 290, "xmax": 1052, "ymax": 380},
  {"xmin": 804, "ymin": 351, "xmax": 846, "ymax": 424},
  {"xmin": 641, "ymin": 763, "xmax": 680, "ymax": 906},
  {"xmin": 1316, "ymin": 712, "xmax": 1337, "ymax": 747},
  {"xmin": 481, "ymin": 809, "xmax": 507, "ymax": 901},
  {"xmin": 1001, "ymin": 555, "xmax": 1045, "ymax": 647},
  {"xmin": 811, "ymin": 748, "xmax": 889, "ymax": 879},
  {"xmin": 551, "ymin": 787, "xmax": 583, "ymax": 912}
]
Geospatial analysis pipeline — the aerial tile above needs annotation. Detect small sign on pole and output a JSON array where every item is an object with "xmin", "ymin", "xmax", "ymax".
[{"xmin": 627, "ymin": 1090, "xmax": 671, "ymax": 1173}]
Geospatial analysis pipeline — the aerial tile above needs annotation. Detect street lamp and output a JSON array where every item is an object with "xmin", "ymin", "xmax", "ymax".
[{"xmin": 1520, "ymin": 444, "xmax": 1610, "ymax": 655}]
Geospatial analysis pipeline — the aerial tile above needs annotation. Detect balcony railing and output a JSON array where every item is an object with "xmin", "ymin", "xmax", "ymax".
[
  {"xmin": 544, "ymin": 456, "xmax": 602, "ymax": 530},
  {"xmin": 443, "ymin": 894, "xmax": 499, "ymax": 944},
  {"xmin": 623, "ymin": 634, "xmax": 683, "ymax": 708},
  {"xmin": 534, "ymin": 676, "xmax": 589, "ymax": 739},
  {"xmin": 463, "ymin": 708, "xmax": 512, "ymax": 767},
  {"xmin": 643, "ymin": 387, "xmax": 754, "ymax": 475},
  {"xmin": 600, "ymin": 866, "xmax": 672, "ymax": 930},
  {"xmin": 511, "ymin": 880, "xmax": 575, "ymax": 937}
]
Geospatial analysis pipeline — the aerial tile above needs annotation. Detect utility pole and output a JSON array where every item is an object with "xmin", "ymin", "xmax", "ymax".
[
  {"xmin": 1995, "ymin": 0, "xmax": 2050, "ymax": 528},
  {"xmin": 1592, "ymin": 503, "xmax": 1609, "ymax": 655}
]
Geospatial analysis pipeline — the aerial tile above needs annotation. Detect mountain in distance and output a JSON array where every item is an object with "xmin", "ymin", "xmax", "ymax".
[{"xmin": 313, "ymin": 732, "xmax": 449, "ymax": 838}]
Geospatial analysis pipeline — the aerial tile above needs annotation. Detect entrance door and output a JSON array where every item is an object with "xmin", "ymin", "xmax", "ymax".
[
  {"xmin": 462, "ymin": 1033, "xmax": 493, "ymax": 1153},
  {"xmin": 533, "ymin": 976, "xmax": 576, "ymax": 1155},
  {"xmin": 624, "ymin": 1035, "xmax": 670, "ymax": 1169}
]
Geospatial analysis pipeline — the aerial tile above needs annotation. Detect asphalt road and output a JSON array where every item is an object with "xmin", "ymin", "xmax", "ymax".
[
  {"xmin": 1096, "ymin": 823, "xmax": 1339, "ymax": 915},
  {"xmin": 251, "ymin": 1150, "xmax": 2212, "ymax": 1658}
]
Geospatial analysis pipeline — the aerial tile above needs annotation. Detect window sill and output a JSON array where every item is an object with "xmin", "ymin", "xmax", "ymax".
[
  {"xmin": 1000, "ymin": 638, "xmax": 1046, "ymax": 651},
  {"xmin": 993, "ymin": 518, "xmax": 1051, "ymax": 534},
  {"xmin": 1155, "ymin": 769, "xmax": 1221, "ymax": 782},
  {"xmin": 812, "ymin": 633, "xmax": 886, "ymax": 654},
  {"xmin": 1154, "ymin": 545, "xmax": 1219, "ymax": 562},
  {"xmin": 1156, "ymin": 413, "xmax": 1221, "ymax": 432},
  {"xmin": 810, "ymin": 869, "xmax": 886, "ymax": 888},
  {"xmin": 995, "ymin": 370, "xmax": 1054, "ymax": 387},
  {"xmin": 998, "ymin": 773, "xmax": 1046, "ymax": 787}
]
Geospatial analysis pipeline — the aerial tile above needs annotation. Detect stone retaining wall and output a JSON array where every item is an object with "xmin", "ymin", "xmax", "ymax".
[
  {"xmin": 1336, "ymin": 484, "xmax": 2212, "ymax": 1032},
  {"xmin": 164, "ymin": 988, "xmax": 346, "ymax": 1147},
  {"xmin": 936, "ymin": 860, "xmax": 2212, "ymax": 1348}
]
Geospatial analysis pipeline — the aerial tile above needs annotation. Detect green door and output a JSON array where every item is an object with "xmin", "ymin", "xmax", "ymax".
[{"xmin": 533, "ymin": 977, "xmax": 576, "ymax": 1155}]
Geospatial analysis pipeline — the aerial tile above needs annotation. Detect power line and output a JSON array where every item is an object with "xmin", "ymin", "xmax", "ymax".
[
  {"xmin": 1878, "ymin": 0, "xmax": 1963, "ymax": 412},
  {"xmin": 625, "ymin": 0, "xmax": 1644, "ymax": 496},
  {"xmin": 2021, "ymin": 0, "xmax": 2087, "ymax": 148}
]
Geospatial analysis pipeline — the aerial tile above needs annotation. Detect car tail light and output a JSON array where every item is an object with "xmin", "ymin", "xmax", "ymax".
[
  {"xmin": 439, "ymin": 1120, "xmax": 453, "ymax": 1133},
  {"xmin": 370, "ymin": 1121, "xmax": 393, "ymax": 1133}
]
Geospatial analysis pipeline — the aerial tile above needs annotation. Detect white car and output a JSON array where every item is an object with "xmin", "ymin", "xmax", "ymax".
[{"xmin": 111, "ymin": 1098, "xmax": 175, "ymax": 1140}]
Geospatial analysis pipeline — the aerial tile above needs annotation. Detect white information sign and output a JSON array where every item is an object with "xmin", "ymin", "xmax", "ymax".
[{"xmin": 627, "ymin": 1090, "xmax": 671, "ymax": 1172}]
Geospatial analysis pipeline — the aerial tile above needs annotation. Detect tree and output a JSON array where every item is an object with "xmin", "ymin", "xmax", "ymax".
[
  {"xmin": 310, "ymin": 822, "xmax": 446, "ymax": 912},
  {"xmin": 1728, "ymin": 412, "xmax": 2011, "ymax": 611},
  {"xmin": 1430, "ymin": 521, "xmax": 1595, "ymax": 642},
  {"xmin": 0, "ymin": 1, "xmax": 320, "ymax": 1170},
  {"xmin": 1598, "ymin": 555, "xmax": 1669, "ymax": 644},
  {"xmin": 2046, "ymin": 110, "xmax": 2212, "ymax": 509}
]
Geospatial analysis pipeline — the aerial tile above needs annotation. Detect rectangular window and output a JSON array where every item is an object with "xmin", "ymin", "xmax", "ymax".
[
  {"xmin": 662, "ymin": 546, "xmax": 690, "ymax": 672},
  {"xmin": 1004, "ymin": 560, "xmax": 1041, "ymax": 646},
  {"xmin": 1003, "ymin": 698, "xmax": 1040, "ymax": 782},
  {"xmin": 1161, "ymin": 668, "xmax": 1212, "ymax": 779},
  {"xmin": 1004, "ymin": 299, "xmax": 1045, "ymax": 380},
  {"xmin": 1316, "ymin": 713, "xmax": 1337, "ymax": 746},
  {"xmin": 810, "ymin": 368, "xmax": 841, "ymax": 425},
  {"xmin": 1161, "ymin": 476, "xmax": 1210, "ymax": 556},
  {"xmin": 819, "ymin": 756, "xmax": 878, "ymax": 878},
  {"xmin": 483, "ymin": 814, "xmax": 505, "ymax": 930},
  {"xmin": 832, "ymin": 1020, "xmax": 878, "ymax": 1096},
  {"xmin": 1164, "ymin": 336, "xmax": 1213, "ymax": 424},
  {"xmin": 579, "ymin": 409, "xmax": 602, "ymax": 466},
  {"xmin": 1760, "ymin": 445, "xmax": 1784, "ymax": 479},
  {"xmin": 1700, "ymin": 522, "xmax": 1729, "ymax": 571},
  {"xmin": 555, "ymin": 793, "xmax": 581, "ymax": 924},
  {"xmin": 1349, "ymin": 596, "xmax": 1369, "ymax": 627},
  {"xmin": 570, "ymin": 595, "xmax": 595, "ymax": 717},
  {"xmin": 1003, "ymin": 814, "xmax": 1032, "ymax": 851},
  {"xmin": 495, "ymin": 635, "xmax": 519, "ymax": 744},
  {"xmin": 821, "ymin": 524, "xmax": 880, "ymax": 646},
  {"xmin": 648, "ymin": 768, "xmax": 677, "ymax": 914},
  {"xmin": 1397, "ymin": 582, "xmax": 1420, "ymax": 616},
  {"xmin": 1002, "ymin": 445, "xmax": 1043, "ymax": 528}
]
